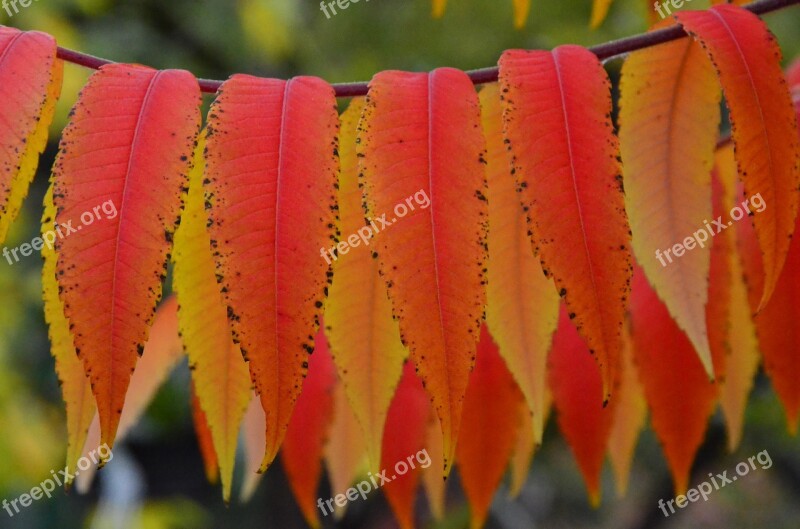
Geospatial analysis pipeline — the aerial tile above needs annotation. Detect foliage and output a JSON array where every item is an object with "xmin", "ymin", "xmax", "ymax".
[{"xmin": 1, "ymin": 1, "xmax": 800, "ymax": 529}]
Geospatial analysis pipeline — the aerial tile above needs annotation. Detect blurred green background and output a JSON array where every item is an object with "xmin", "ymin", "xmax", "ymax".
[{"xmin": 1, "ymin": 0, "xmax": 800, "ymax": 528}]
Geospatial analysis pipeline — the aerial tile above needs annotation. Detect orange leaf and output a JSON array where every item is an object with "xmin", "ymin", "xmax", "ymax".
[
  {"xmin": 480, "ymin": 82, "xmax": 559, "ymax": 445},
  {"xmin": 607, "ymin": 324, "xmax": 646, "ymax": 498},
  {"xmin": 0, "ymin": 27, "xmax": 62, "ymax": 244},
  {"xmin": 712, "ymin": 157, "xmax": 760, "ymax": 450},
  {"xmin": 190, "ymin": 382, "xmax": 219, "ymax": 485},
  {"xmin": 325, "ymin": 97, "xmax": 407, "ymax": 470},
  {"xmin": 457, "ymin": 325, "xmax": 524, "ymax": 529},
  {"xmin": 52, "ymin": 64, "xmax": 201, "ymax": 449},
  {"xmin": 735, "ymin": 168, "xmax": 800, "ymax": 435},
  {"xmin": 629, "ymin": 266, "xmax": 716, "ymax": 494},
  {"xmin": 282, "ymin": 328, "xmax": 338, "ymax": 529},
  {"xmin": 513, "ymin": 0, "xmax": 530, "ymax": 28},
  {"xmin": 75, "ymin": 296, "xmax": 184, "ymax": 492},
  {"xmin": 325, "ymin": 381, "xmax": 368, "ymax": 520},
  {"xmin": 549, "ymin": 305, "xmax": 616, "ymax": 507},
  {"xmin": 42, "ymin": 185, "xmax": 95, "ymax": 486},
  {"xmin": 381, "ymin": 361, "xmax": 431, "ymax": 529},
  {"xmin": 590, "ymin": 0, "xmax": 613, "ymax": 29},
  {"xmin": 204, "ymin": 75, "xmax": 339, "ymax": 471},
  {"xmin": 112, "ymin": 295, "xmax": 184, "ymax": 439},
  {"xmin": 240, "ymin": 394, "xmax": 266, "ymax": 502},
  {"xmin": 507, "ymin": 402, "xmax": 538, "ymax": 498},
  {"xmin": 172, "ymin": 132, "xmax": 251, "ymax": 502},
  {"xmin": 358, "ymin": 68, "xmax": 488, "ymax": 476},
  {"xmin": 432, "ymin": 0, "xmax": 446, "ymax": 17},
  {"xmin": 499, "ymin": 45, "xmax": 633, "ymax": 402},
  {"xmin": 675, "ymin": 5, "xmax": 800, "ymax": 310},
  {"xmin": 619, "ymin": 21, "xmax": 721, "ymax": 375},
  {"xmin": 706, "ymin": 170, "xmax": 733, "ymax": 387},
  {"xmin": 719, "ymin": 234, "xmax": 760, "ymax": 450},
  {"xmin": 421, "ymin": 410, "xmax": 446, "ymax": 519}
]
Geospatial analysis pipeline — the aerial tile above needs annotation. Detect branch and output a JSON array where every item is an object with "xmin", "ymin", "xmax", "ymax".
[{"xmin": 54, "ymin": 0, "xmax": 800, "ymax": 98}]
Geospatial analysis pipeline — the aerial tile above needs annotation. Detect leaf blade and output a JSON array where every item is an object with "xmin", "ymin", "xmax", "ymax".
[
  {"xmin": 0, "ymin": 27, "xmax": 62, "ymax": 244},
  {"xmin": 619, "ymin": 23, "xmax": 721, "ymax": 375},
  {"xmin": 53, "ymin": 64, "xmax": 201, "ymax": 448},
  {"xmin": 499, "ymin": 45, "xmax": 633, "ymax": 401},
  {"xmin": 325, "ymin": 97, "xmax": 407, "ymax": 470},
  {"xmin": 358, "ymin": 68, "xmax": 488, "ymax": 476},
  {"xmin": 204, "ymin": 75, "xmax": 339, "ymax": 470},
  {"xmin": 481, "ymin": 82, "xmax": 559, "ymax": 444},
  {"xmin": 675, "ymin": 4, "xmax": 800, "ymax": 310}
]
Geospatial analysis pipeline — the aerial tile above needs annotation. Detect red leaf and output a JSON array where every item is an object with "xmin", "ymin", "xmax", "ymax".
[
  {"xmin": 282, "ymin": 328, "xmax": 338, "ymax": 529},
  {"xmin": 381, "ymin": 362, "xmax": 431, "ymax": 529},
  {"xmin": 53, "ymin": 65, "xmax": 201, "ymax": 448},
  {"xmin": 499, "ymin": 45, "xmax": 633, "ymax": 401},
  {"xmin": 457, "ymin": 325, "xmax": 525, "ymax": 528},
  {"xmin": 204, "ymin": 75, "xmax": 339, "ymax": 470},
  {"xmin": 675, "ymin": 5, "xmax": 800, "ymax": 310},
  {"xmin": 190, "ymin": 383, "xmax": 219, "ymax": 485},
  {"xmin": 358, "ymin": 68, "xmax": 488, "ymax": 476},
  {"xmin": 630, "ymin": 266, "xmax": 716, "ymax": 494},
  {"xmin": 0, "ymin": 27, "xmax": 62, "ymax": 244},
  {"xmin": 549, "ymin": 305, "xmax": 616, "ymax": 506}
]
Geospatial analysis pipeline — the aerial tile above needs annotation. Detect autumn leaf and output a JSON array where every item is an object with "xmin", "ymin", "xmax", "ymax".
[
  {"xmin": 42, "ymin": 184, "xmax": 94, "ymax": 486},
  {"xmin": 282, "ymin": 328, "xmax": 338, "ymax": 529},
  {"xmin": 381, "ymin": 361, "xmax": 431, "ymax": 529},
  {"xmin": 52, "ymin": 64, "xmax": 201, "ymax": 449},
  {"xmin": 629, "ymin": 266, "xmax": 716, "ymax": 494},
  {"xmin": 190, "ymin": 383, "xmax": 219, "ymax": 485},
  {"xmin": 676, "ymin": 4, "xmax": 800, "ymax": 310},
  {"xmin": 549, "ymin": 305, "xmax": 617, "ymax": 507},
  {"xmin": 607, "ymin": 324, "xmax": 646, "ymax": 497},
  {"xmin": 590, "ymin": 0, "xmax": 613, "ymax": 28},
  {"xmin": 508, "ymin": 401, "xmax": 539, "ymax": 498},
  {"xmin": 421, "ymin": 411, "xmax": 446, "ymax": 519},
  {"xmin": 513, "ymin": 0, "xmax": 531, "ymax": 28},
  {"xmin": 457, "ymin": 325, "xmax": 525, "ymax": 529},
  {"xmin": 480, "ymin": 82, "xmax": 559, "ymax": 445},
  {"xmin": 204, "ymin": 75, "xmax": 339, "ymax": 471},
  {"xmin": 706, "ymin": 169, "xmax": 733, "ymax": 388},
  {"xmin": 712, "ymin": 153, "xmax": 760, "ymax": 450},
  {"xmin": 619, "ymin": 20, "xmax": 721, "ymax": 376},
  {"xmin": 0, "ymin": 27, "xmax": 62, "ymax": 245},
  {"xmin": 733, "ymin": 160, "xmax": 800, "ymax": 435},
  {"xmin": 75, "ymin": 295, "xmax": 184, "ymax": 492},
  {"xmin": 499, "ymin": 45, "xmax": 633, "ymax": 402},
  {"xmin": 240, "ymin": 394, "xmax": 266, "ymax": 502},
  {"xmin": 325, "ymin": 381, "xmax": 368, "ymax": 520},
  {"xmin": 325, "ymin": 97, "xmax": 407, "ymax": 470},
  {"xmin": 172, "ymin": 132, "xmax": 251, "ymax": 502},
  {"xmin": 358, "ymin": 68, "xmax": 488, "ymax": 476}
]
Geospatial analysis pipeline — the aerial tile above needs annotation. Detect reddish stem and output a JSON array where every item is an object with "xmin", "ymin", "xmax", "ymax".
[{"xmin": 54, "ymin": 0, "xmax": 799, "ymax": 97}]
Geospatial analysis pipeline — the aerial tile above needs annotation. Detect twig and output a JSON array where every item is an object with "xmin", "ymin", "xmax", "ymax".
[{"xmin": 52, "ymin": 0, "xmax": 800, "ymax": 97}]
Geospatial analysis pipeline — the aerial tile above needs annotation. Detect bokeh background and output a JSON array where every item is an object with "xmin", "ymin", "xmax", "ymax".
[{"xmin": 1, "ymin": 0, "xmax": 800, "ymax": 528}]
